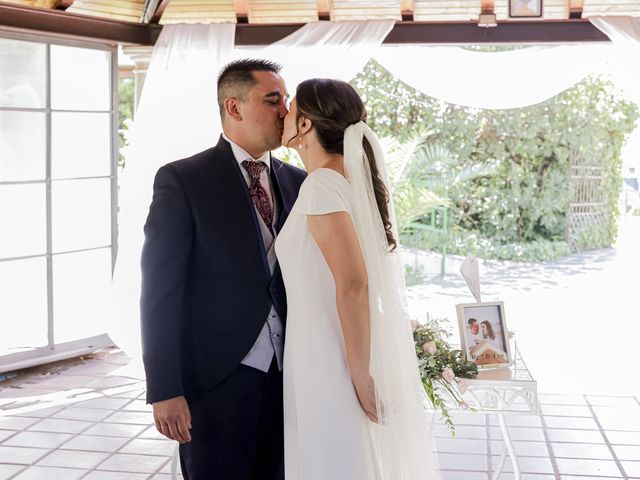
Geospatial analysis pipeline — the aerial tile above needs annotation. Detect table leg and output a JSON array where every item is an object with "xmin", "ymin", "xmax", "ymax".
[
  {"xmin": 492, "ymin": 412, "xmax": 521, "ymax": 480},
  {"xmin": 492, "ymin": 436, "xmax": 507, "ymax": 480}
]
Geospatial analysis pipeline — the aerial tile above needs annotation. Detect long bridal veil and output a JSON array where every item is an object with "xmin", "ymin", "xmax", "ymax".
[{"xmin": 343, "ymin": 122, "xmax": 441, "ymax": 479}]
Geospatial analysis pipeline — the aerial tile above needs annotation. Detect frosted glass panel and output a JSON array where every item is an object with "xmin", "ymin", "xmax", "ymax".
[
  {"xmin": 52, "ymin": 112, "xmax": 111, "ymax": 179},
  {"xmin": 0, "ymin": 257, "xmax": 47, "ymax": 351},
  {"xmin": 53, "ymin": 248, "xmax": 111, "ymax": 343},
  {"xmin": 51, "ymin": 45, "xmax": 110, "ymax": 111},
  {"xmin": 0, "ymin": 184, "xmax": 46, "ymax": 258},
  {"xmin": 0, "ymin": 38, "xmax": 46, "ymax": 108},
  {"xmin": 0, "ymin": 111, "xmax": 46, "ymax": 181},
  {"xmin": 52, "ymin": 178, "xmax": 111, "ymax": 252}
]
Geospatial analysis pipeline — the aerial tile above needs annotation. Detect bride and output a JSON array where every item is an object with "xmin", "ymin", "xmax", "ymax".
[{"xmin": 275, "ymin": 78, "xmax": 440, "ymax": 479}]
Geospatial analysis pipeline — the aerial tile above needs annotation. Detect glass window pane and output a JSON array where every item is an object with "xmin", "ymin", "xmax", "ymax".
[
  {"xmin": 0, "ymin": 111, "xmax": 46, "ymax": 181},
  {"xmin": 0, "ymin": 184, "xmax": 46, "ymax": 258},
  {"xmin": 51, "ymin": 45, "xmax": 111, "ymax": 111},
  {"xmin": 53, "ymin": 248, "xmax": 111, "ymax": 343},
  {"xmin": 0, "ymin": 38, "xmax": 46, "ymax": 109},
  {"xmin": 52, "ymin": 112, "xmax": 111, "ymax": 179},
  {"xmin": 0, "ymin": 257, "xmax": 48, "ymax": 352},
  {"xmin": 52, "ymin": 178, "xmax": 112, "ymax": 253}
]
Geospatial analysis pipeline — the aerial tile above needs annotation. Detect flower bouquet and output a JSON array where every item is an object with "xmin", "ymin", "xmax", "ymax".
[{"xmin": 412, "ymin": 314, "xmax": 478, "ymax": 435}]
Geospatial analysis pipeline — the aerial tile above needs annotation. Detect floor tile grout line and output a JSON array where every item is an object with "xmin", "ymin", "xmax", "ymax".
[
  {"xmin": 0, "ymin": 391, "xmax": 143, "ymax": 480},
  {"xmin": 539, "ymin": 410, "xmax": 561, "ymax": 479},
  {"xmin": 2, "ymin": 399, "xmax": 94, "ymax": 480},
  {"xmin": 436, "ymin": 435, "xmax": 629, "ymax": 445},
  {"xmin": 152, "ymin": 455, "xmax": 177, "ymax": 479},
  {"xmin": 13, "ymin": 399, "xmax": 137, "ymax": 480},
  {"xmin": 74, "ymin": 394, "xmax": 159, "ymax": 480},
  {"xmin": 0, "ymin": 381, "xmax": 147, "ymax": 416},
  {"xmin": 4, "ymin": 439, "xmax": 75, "ymax": 480},
  {"xmin": 584, "ymin": 392, "xmax": 628, "ymax": 480}
]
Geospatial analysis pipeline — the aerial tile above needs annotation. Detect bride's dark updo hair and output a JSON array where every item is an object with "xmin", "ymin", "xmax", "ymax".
[{"xmin": 288, "ymin": 78, "xmax": 397, "ymax": 252}]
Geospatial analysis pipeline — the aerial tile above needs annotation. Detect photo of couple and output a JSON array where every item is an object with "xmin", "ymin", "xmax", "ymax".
[
  {"xmin": 140, "ymin": 59, "xmax": 439, "ymax": 480},
  {"xmin": 459, "ymin": 303, "xmax": 510, "ymax": 367}
]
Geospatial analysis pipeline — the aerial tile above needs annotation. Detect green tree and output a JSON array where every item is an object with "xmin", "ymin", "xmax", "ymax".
[
  {"xmin": 118, "ymin": 77, "xmax": 134, "ymax": 169},
  {"xmin": 350, "ymin": 60, "xmax": 639, "ymax": 261}
]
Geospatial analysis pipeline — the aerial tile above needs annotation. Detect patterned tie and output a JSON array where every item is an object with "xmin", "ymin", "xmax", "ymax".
[{"xmin": 241, "ymin": 160, "xmax": 273, "ymax": 231}]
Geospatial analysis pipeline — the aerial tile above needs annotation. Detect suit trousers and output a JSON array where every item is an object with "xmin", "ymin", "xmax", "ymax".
[{"xmin": 179, "ymin": 358, "xmax": 284, "ymax": 480}]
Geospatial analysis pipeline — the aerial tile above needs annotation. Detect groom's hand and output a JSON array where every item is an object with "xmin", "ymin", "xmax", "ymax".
[{"xmin": 152, "ymin": 395, "xmax": 192, "ymax": 443}]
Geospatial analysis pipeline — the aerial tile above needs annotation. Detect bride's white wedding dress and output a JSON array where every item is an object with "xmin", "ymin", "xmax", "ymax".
[
  {"xmin": 275, "ymin": 123, "xmax": 440, "ymax": 480},
  {"xmin": 276, "ymin": 168, "xmax": 381, "ymax": 479}
]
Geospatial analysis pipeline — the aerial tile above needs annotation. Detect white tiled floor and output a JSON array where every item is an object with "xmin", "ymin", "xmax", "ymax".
[{"xmin": 1, "ymin": 350, "xmax": 639, "ymax": 479}]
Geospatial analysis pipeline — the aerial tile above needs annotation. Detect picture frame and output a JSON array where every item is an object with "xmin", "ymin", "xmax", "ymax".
[
  {"xmin": 456, "ymin": 301, "xmax": 512, "ymax": 368},
  {"xmin": 509, "ymin": 0, "xmax": 543, "ymax": 18}
]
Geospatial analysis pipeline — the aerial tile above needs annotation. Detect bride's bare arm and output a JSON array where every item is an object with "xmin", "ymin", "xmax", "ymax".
[{"xmin": 308, "ymin": 212, "xmax": 379, "ymax": 423}]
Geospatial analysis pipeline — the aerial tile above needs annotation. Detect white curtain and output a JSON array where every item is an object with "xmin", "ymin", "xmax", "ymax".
[
  {"xmin": 590, "ymin": 16, "xmax": 640, "ymax": 104},
  {"xmin": 239, "ymin": 20, "xmax": 394, "ymax": 93},
  {"xmin": 591, "ymin": 16, "xmax": 640, "ymax": 43},
  {"xmin": 109, "ymin": 21, "xmax": 393, "ymax": 365},
  {"xmin": 590, "ymin": 17, "xmax": 640, "ymax": 210},
  {"xmin": 374, "ymin": 44, "xmax": 611, "ymax": 110},
  {"xmin": 108, "ymin": 24, "xmax": 235, "ymax": 364}
]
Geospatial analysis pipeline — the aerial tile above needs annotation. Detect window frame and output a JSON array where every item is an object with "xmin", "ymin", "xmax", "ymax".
[{"xmin": 0, "ymin": 29, "xmax": 118, "ymax": 354}]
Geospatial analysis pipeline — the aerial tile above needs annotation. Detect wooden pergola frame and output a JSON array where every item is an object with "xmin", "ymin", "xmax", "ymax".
[{"xmin": 0, "ymin": 2, "xmax": 609, "ymax": 46}]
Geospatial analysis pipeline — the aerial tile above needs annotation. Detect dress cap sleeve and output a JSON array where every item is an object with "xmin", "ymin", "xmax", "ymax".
[{"xmin": 297, "ymin": 168, "xmax": 351, "ymax": 216}]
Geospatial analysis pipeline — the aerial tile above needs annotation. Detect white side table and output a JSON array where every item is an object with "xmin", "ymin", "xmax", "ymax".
[{"xmin": 437, "ymin": 344, "xmax": 538, "ymax": 480}]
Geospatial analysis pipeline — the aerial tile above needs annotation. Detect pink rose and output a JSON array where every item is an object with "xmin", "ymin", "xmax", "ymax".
[
  {"xmin": 410, "ymin": 320, "xmax": 420, "ymax": 332},
  {"xmin": 442, "ymin": 367, "xmax": 455, "ymax": 382},
  {"xmin": 422, "ymin": 341, "xmax": 437, "ymax": 355}
]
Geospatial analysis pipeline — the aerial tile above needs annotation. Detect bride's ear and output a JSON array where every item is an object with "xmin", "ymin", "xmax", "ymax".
[{"xmin": 298, "ymin": 116, "xmax": 313, "ymax": 136}]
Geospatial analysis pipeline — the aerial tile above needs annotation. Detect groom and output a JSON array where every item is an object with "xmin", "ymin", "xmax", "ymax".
[{"xmin": 140, "ymin": 59, "xmax": 306, "ymax": 479}]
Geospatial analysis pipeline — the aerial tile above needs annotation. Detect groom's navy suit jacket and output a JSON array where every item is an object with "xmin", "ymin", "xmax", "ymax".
[{"xmin": 141, "ymin": 136, "xmax": 306, "ymax": 404}]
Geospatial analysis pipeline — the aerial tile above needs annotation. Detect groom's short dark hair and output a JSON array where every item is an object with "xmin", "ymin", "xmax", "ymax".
[{"xmin": 217, "ymin": 59, "xmax": 282, "ymax": 117}]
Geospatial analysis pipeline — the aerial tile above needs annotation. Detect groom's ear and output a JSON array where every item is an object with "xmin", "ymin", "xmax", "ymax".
[{"xmin": 224, "ymin": 98, "xmax": 243, "ymax": 122}]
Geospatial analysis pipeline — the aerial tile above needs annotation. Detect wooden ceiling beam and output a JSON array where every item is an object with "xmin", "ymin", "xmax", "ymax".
[
  {"xmin": 317, "ymin": 0, "xmax": 330, "ymax": 17},
  {"xmin": 34, "ymin": 0, "xmax": 63, "ymax": 8},
  {"xmin": 0, "ymin": 4, "xmax": 609, "ymax": 46},
  {"xmin": 141, "ymin": 0, "xmax": 161, "ymax": 22},
  {"xmin": 149, "ymin": 0, "xmax": 170, "ymax": 23},
  {"xmin": 234, "ymin": 0, "xmax": 248, "ymax": 22},
  {"xmin": 480, "ymin": 0, "xmax": 494, "ymax": 14},
  {"xmin": 569, "ymin": 0, "xmax": 584, "ymax": 18},
  {"xmin": 0, "ymin": 2, "xmax": 160, "ymax": 44},
  {"xmin": 400, "ymin": 0, "xmax": 414, "ymax": 20},
  {"xmin": 235, "ymin": 19, "xmax": 609, "ymax": 46}
]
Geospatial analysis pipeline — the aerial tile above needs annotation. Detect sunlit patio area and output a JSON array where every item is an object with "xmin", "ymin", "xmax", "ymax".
[{"xmin": 0, "ymin": 348, "xmax": 638, "ymax": 479}]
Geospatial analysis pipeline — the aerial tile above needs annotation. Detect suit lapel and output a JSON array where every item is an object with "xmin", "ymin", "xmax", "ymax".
[
  {"xmin": 214, "ymin": 136, "xmax": 271, "ymax": 276},
  {"xmin": 215, "ymin": 136, "xmax": 297, "ymax": 282},
  {"xmin": 270, "ymin": 156, "xmax": 295, "ymax": 233}
]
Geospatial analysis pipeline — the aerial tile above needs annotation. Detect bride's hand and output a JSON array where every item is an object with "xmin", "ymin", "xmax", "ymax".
[{"xmin": 352, "ymin": 373, "xmax": 380, "ymax": 424}]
